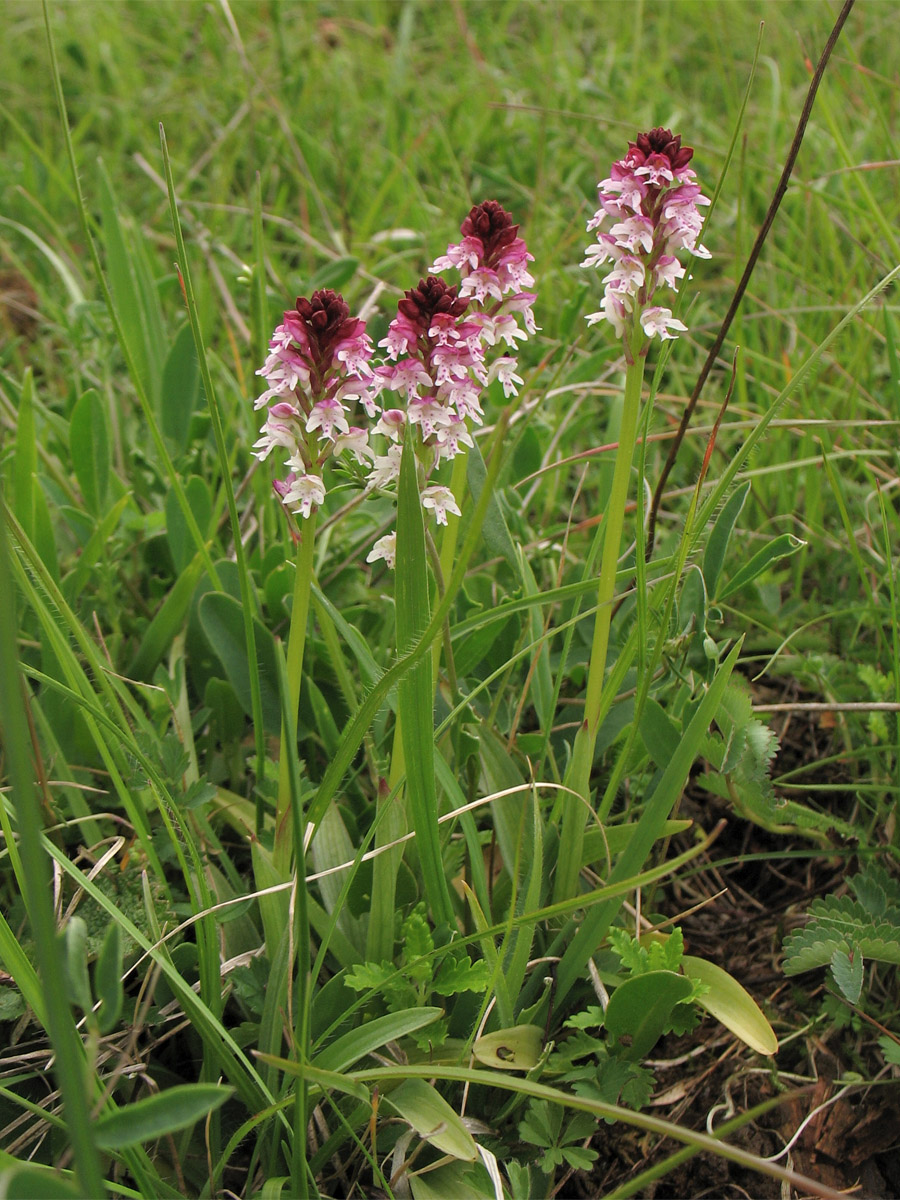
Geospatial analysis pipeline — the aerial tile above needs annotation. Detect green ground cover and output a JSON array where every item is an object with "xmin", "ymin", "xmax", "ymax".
[{"xmin": 1, "ymin": 1, "xmax": 899, "ymax": 1196}]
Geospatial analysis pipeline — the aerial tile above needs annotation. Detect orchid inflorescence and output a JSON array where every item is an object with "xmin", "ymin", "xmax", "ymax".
[
  {"xmin": 253, "ymin": 289, "xmax": 377, "ymax": 519},
  {"xmin": 252, "ymin": 201, "xmax": 537, "ymax": 568},
  {"xmin": 581, "ymin": 127, "xmax": 710, "ymax": 357}
]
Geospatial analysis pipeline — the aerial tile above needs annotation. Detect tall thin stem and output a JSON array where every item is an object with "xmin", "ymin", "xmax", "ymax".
[
  {"xmin": 275, "ymin": 514, "xmax": 318, "ymax": 874},
  {"xmin": 554, "ymin": 344, "xmax": 645, "ymax": 902}
]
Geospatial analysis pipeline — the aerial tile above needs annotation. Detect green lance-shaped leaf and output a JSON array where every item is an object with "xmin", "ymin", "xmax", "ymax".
[
  {"xmin": 62, "ymin": 917, "xmax": 92, "ymax": 1014},
  {"xmin": 12, "ymin": 368, "xmax": 37, "ymax": 540},
  {"xmin": 161, "ymin": 322, "xmax": 201, "ymax": 454},
  {"xmin": 314, "ymin": 1008, "xmax": 445, "ymax": 1074},
  {"xmin": 96, "ymin": 160, "xmax": 163, "ymax": 408},
  {"xmin": 92, "ymin": 1084, "xmax": 233, "ymax": 1151},
  {"xmin": 554, "ymin": 639, "xmax": 743, "ymax": 1006},
  {"xmin": 128, "ymin": 556, "xmax": 205, "ymax": 680},
  {"xmin": 383, "ymin": 1078, "xmax": 477, "ymax": 1162},
  {"xmin": 0, "ymin": 1161, "xmax": 84, "ymax": 1200},
  {"xmin": 703, "ymin": 481, "xmax": 750, "ymax": 601},
  {"xmin": 717, "ymin": 533, "xmax": 805, "ymax": 601},
  {"xmin": 69, "ymin": 388, "xmax": 110, "ymax": 517},
  {"xmin": 94, "ymin": 921, "xmax": 124, "ymax": 1035},
  {"xmin": 395, "ymin": 438, "xmax": 454, "ymax": 925},
  {"xmin": 165, "ymin": 475, "xmax": 211, "ymax": 574},
  {"xmin": 682, "ymin": 955, "xmax": 778, "ymax": 1056},
  {"xmin": 199, "ymin": 592, "xmax": 282, "ymax": 734},
  {"xmin": 309, "ymin": 256, "xmax": 360, "ymax": 292}
]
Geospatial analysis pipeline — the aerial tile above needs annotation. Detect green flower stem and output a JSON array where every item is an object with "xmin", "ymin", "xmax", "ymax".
[
  {"xmin": 366, "ymin": 731, "xmax": 407, "ymax": 963},
  {"xmin": 554, "ymin": 343, "xmax": 646, "ymax": 903},
  {"xmin": 431, "ymin": 447, "xmax": 469, "ymax": 683},
  {"xmin": 275, "ymin": 512, "xmax": 318, "ymax": 875},
  {"xmin": 368, "ymin": 449, "xmax": 468, "ymax": 961}
]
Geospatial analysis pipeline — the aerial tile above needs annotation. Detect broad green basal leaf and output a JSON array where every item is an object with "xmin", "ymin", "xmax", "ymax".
[
  {"xmin": 473, "ymin": 1025, "xmax": 544, "ymax": 1071},
  {"xmin": 682, "ymin": 955, "xmax": 778, "ymax": 1056},
  {"xmin": 383, "ymin": 1078, "xmax": 477, "ymax": 1161},
  {"xmin": 605, "ymin": 970, "xmax": 694, "ymax": 1060}
]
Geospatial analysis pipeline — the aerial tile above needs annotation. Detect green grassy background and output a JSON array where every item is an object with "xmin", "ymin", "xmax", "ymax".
[
  {"xmin": 5, "ymin": 0, "xmax": 899, "ymax": 753},
  {"xmin": 4, "ymin": 0, "xmax": 897, "ymax": 495}
]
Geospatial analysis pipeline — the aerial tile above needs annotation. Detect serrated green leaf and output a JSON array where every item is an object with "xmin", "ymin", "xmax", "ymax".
[
  {"xmin": 782, "ymin": 927, "xmax": 848, "ymax": 974},
  {"xmin": 344, "ymin": 962, "xmax": 396, "ymax": 993},
  {"xmin": 431, "ymin": 954, "xmax": 491, "ymax": 996},
  {"xmin": 643, "ymin": 928, "xmax": 684, "ymax": 973},
  {"xmin": 402, "ymin": 909, "xmax": 434, "ymax": 984},
  {"xmin": 830, "ymin": 945, "xmax": 863, "ymax": 1004},
  {"xmin": 850, "ymin": 865, "xmax": 900, "ymax": 916}
]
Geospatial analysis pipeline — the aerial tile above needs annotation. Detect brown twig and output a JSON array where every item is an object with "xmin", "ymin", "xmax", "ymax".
[{"xmin": 646, "ymin": 0, "xmax": 857, "ymax": 554}]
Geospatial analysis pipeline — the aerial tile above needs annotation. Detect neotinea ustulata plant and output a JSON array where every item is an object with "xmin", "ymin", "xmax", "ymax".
[
  {"xmin": 240, "ymin": 129, "xmax": 787, "ymax": 1195},
  {"xmin": 5, "ymin": 98, "xmax": 823, "ymax": 1199}
]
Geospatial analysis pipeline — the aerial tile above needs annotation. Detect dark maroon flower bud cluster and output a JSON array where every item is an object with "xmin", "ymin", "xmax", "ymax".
[
  {"xmin": 460, "ymin": 200, "xmax": 520, "ymax": 270},
  {"xmin": 286, "ymin": 289, "xmax": 364, "ymax": 375},
  {"xmin": 397, "ymin": 276, "xmax": 469, "ymax": 337},
  {"xmin": 629, "ymin": 127, "xmax": 694, "ymax": 173}
]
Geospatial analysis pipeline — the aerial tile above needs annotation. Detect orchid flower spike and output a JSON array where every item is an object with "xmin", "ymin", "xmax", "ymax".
[
  {"xmin": 582, "ymin": 127, "xmax": 710, "ymax": 359},
  {"xmin": 254, "ymin": 289, "xmax": 377, "ymax": 518}
]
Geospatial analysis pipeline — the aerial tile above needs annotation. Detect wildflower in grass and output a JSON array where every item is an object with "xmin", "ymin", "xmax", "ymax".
[
  {"xmin": 432, "ymin": 199, "xmax": 538, "ymax": 394},
  {"xmin": 254, "ymin": 289, "xmax": 376, "ymax": 518},
  {"xmin": 555, "ymin": 129, "xmax": 710, "ymax": 903},
  {"xmin": 364, "ymin": 274, "xmax": 480, "ymax": 557},
  {"xmin": 364, "ymin": 201, "xmax": 536, "ymax": 568},
  {"xmin": 582, "ymin": 127, "xmax": 709, "ymax": 360},
  {"xmin": 366, "ymin": 532, "xmax": 397, "ymax": 569},
  {"xmin": 421, "ymin": 485, "xmax": 461, "ymax": 526},
  {"xmin": 254, "ymin": 290, "xmax": 377, "ymax": 869}
]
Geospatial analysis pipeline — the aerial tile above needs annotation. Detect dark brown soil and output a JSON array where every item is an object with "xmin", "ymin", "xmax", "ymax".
[
  {"xmin": 547, "ymin": 675, "xmax": 899, "ymax": 1200},
  {"xmin": 570, "ymin": 798, "xmax": 900, "ymax": 1200}
]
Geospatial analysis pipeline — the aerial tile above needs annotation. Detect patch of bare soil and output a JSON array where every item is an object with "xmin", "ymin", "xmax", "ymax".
[{"xmin": 572, "ymin": 707, "xmax": 900, "ymax": 1199}]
